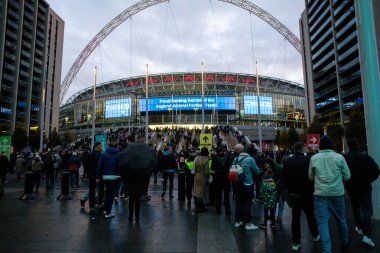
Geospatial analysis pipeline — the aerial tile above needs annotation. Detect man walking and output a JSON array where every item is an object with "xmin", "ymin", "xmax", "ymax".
[
  {"xmin": 309, "ymin": 135, "xmax": 351, "ymax": 253},
  {"xmin": 96, "ymin": 141, "xmax": 120, "ymax": 219},
  {"xmin": 344, "ymin": 138, "xmax": 379, "ymax": 247},
  {"xmin": 282, "ymin": 142, "xmax": 319, "ymax": 251},
  {"xmin": 80, "ymin": 142, "xmax": 103, "ymax": 214},
  {"xmin": 158, "ymin": 146, "xmax": 177, "ymax": 200}
]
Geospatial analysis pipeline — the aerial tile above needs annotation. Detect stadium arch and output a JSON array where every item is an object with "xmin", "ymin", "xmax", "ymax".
[{"xmin": 60, "ymin": 0, "xmax": 302, "ymax": 104}]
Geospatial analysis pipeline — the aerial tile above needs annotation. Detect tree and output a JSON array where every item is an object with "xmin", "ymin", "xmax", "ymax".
[
  {"xmin": 345, "ymin": 105, "xmax": 366, "ymax": 144},
  {"xmin": 287, "ymin": 125, "xmax": 299, "ymax": 147},
  {"xmin": 28, "ymin": 129, "xmax": 41, "ymax": 151},
  {"xmin": 279, "ymin": 128, "xmax": 288, "ymax": 149},
  {"xmin": 49, "ymin": 128, "xmax": 62, "ymax": 148},
  {"xmin": 326, "ymin": 112, "xmax": 344, "ymax": 151},
  {"xmin": 307, "ymin": 116, "xmax": 324, "ymax": 135},
  {"xmin": 61, "ymin": 129, "xmax": 74, "ymax": 145},
  {"xmin": 12, "ymin": 126, "xmax": 28, "ymax": 152}
]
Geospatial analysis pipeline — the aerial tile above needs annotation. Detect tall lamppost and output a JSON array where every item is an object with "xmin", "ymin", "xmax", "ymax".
[
  {"xmin": 91, "ymin": 66, "xmax": 97, "ymax": 151},
  {"xmin": 201, "ymin": 63, "xmax": 205, "ymax": 133},
  {"xmin": 194, "ymin": 108, "xmax": 198, "ymax": 124}
]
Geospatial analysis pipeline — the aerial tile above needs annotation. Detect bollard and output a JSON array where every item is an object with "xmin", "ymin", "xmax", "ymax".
[
  {"xmin": 19, "ymin": 171, "xmax": 36, "ymax": 200},
  {"xmin": 57, "ymin": 170, "xmax": 73, "ymax": 200},
  {"xmin": 178, "ymin": 172, "xmax": 186, "ymax": 201}
]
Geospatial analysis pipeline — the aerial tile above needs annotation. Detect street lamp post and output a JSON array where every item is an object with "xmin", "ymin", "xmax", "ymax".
[
  {"xmin": 91, "ymin": 66, "xmax": 97, "ymax": 151},
  {"xmin": 194, "ymin": 108, "xmax": 198, "ymax": 124},
  {"xmin": 201, "ymin": 63, "xmax": 205, "ymax": 133}
]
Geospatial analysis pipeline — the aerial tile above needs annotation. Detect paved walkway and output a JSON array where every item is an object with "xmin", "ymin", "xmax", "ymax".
[{"xmin": 0, "ymin": 173, "xmax": 378, "ymax": 253}]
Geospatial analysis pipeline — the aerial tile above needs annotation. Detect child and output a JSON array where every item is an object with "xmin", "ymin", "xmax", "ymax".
[{"xmin": 258, "ymin": 169, "xmax": 277, "ymax": 228}]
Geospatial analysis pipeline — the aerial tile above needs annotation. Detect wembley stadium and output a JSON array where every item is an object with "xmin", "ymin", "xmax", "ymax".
[{"xmin": 59, "ymin": 71, "xmax": 305, "ymax": 140}]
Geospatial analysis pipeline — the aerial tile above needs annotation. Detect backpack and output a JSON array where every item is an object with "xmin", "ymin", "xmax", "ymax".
[{"xmin": 228, "ymin": 156, "xmax": 248, "ymax": 184}]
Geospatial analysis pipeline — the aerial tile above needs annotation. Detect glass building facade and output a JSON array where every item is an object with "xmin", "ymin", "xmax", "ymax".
[
  {"xmin": 0, "ymin": 0, "xmax": 64, "ymax": 136},
  {"xmin": 301, "ymin": 0, "xmax": 363, "ymax": 124}
]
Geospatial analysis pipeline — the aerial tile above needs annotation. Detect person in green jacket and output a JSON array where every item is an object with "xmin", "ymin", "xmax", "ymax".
[
  {"xmin": 258, "ymin": 169, "xmax": 277, "ymax": 229},
  {"xmin": 309, "ymin": 135, "xmax": 351, "ymax": 253}
]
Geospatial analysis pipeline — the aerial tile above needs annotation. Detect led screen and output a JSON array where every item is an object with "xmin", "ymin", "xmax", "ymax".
[
  {"xmin": 140, "ymin": 96, "xmax": 235, "ymax": 112},
  {"xmin": 105, "ymin": 98, "xmax": 131, "ymax": 118},
  {"xmin": 243, "ymin": 95, "xmax": 273, "ymax": 115}
]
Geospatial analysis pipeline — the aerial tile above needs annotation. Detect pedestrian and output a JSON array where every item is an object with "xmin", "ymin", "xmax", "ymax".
[
  {"xmin": 96, "ymin": 141, "xmax": 120, "ymax": 219},
  {"xmin": 158, "ymin": 146, "xmax": 177, "ymax": 200},
  {"xmin": 184, "ymin": 149, "xmax": 196, "ymax": 207},
  {"xmin": 80, "ymin": 142, "xmax": 102, "ymax": 214},
  {"xmin": 344, "ymin": 138, "xmax": 380, "ymax": 247},
  {"xmin": 31, "ymin": 154, "xmax": 43, "ymax": 192},
  {"xmin": 309, "ymin": 135, "xmax": 351, "ymax": 253},
  {"xmin": 0, "ymin": 152, "xmax": 10, "ymax": 185},
  {"xmin": 213, "ymin": 147, "xmax": 232, "ymax": 215},
  {"xmin": 15, "ymin": 154, "xmax": 26, "ymax": 180},
  {"xmin": 193, "ymin": 147, "xmax": 210, "ymax": 213},
  {"xmin": 282, "ymin": 142, "xmax": 320, "ymax": 251},
  {"xmin": 53, "ymin": 151, "xmax": 62, "ymax": 178},
  {"xmin": 67, "ymin": 152, "xmax": 81, "ymax": 188},
  {"xmin": 262, "ymin": 157, "xmax": 286, "ymax": 224},
  {"xmin": 44, "ymin": 151, "xmax": 56, "ymax": 191},
  {"xmin": 233, "ymin": 144, "xmax": 260, "ymax": 230},
  {"xmin": 258, "ymin": 168, "xmax": 277, "ymax": 229},
  {"xmin": 123, "ymin": 163, "xmax": 146, "ymax": 221}
]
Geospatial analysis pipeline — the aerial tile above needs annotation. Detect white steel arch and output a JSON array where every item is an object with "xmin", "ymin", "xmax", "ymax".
[{"xmin": 60, "ymin": 0, "xmax": 302, "ymax": 104}]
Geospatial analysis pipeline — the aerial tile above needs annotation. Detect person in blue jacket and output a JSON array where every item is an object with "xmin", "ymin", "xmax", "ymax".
[{"xmin": 96, "ymin": 141, "xmax": 120, "ymax": 219}]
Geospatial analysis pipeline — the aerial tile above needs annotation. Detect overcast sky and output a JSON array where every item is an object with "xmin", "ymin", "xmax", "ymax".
[{"xmin": 47, "ymin": 0, "xmax": 306, "ymax": 103}]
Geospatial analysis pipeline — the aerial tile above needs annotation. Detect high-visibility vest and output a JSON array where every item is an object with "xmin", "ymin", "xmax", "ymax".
[
  {"xmin": 209, "ymin": 160, "xmax": 215, "ymax": 174},
  {"xmin": 185, "ymin": 160, "xmax": 194, "ymax": 171}
]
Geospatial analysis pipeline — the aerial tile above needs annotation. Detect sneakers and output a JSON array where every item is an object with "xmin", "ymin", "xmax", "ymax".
[
  {"xmin": 362, "ymin": 236, "xmax": 375, "ymax": 247},
  {"xmin": 270, "ymin": 224, "xmax": 276, "ymax": 228},
  {"xmin": 235, "ymin": 221, "xmax": 243, "ymax": 228},
  {"xmin": 313, "ymin": 234, "xmax": 320, "ymax": 242},
  {"xmin": 80, "ymin": 199, "xmax": 85, "ymax": 208},
  {"xmin": 259, "ymin": 223, "xmax": 267, "ymax": 229},
  {"xmin": 104, "ymin": 212, "xmax": 115, "ymax": 219},
  {"xmin": 355, "ymin": 226, "xmax": 363, "ymax": 235},
  {"xmin": 292, "ymin": 243, "xmax": 301, "ymax": 251},
  {"xmin": 245, "ymin": 223, "xmax": 259, "ymax": 230}
]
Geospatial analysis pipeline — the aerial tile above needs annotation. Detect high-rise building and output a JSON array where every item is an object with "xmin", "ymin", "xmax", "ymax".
[
  {"xmin": 0, "ymin": 0, "xmax": 64, "ymax": 138},
  {"xmin": 300, "ymin": 0, "xmax": 364, "ymax": 125}
]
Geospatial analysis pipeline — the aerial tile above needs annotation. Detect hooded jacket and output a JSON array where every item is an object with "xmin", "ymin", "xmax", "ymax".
[
  {"xmin": 97, "ymin": 147, "xmax": 120, "ymax": 180},
  {"xmin": 344, "ymin": 149, "xmax": 380, "ymax": 194}
]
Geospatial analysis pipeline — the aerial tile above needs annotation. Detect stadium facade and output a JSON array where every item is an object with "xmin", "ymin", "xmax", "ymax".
[{"xmin": 59, "ymin": 72, "xmax": 305, "ymax": 137}]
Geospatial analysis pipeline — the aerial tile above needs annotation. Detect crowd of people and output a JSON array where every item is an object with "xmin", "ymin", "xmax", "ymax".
[{"xmin": 0, "ymin": 126, "xmax": 379, "ymax": 253}]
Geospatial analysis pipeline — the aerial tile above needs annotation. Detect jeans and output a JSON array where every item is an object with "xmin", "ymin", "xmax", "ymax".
[
  {"xmin": 314, "ymin": 195, "xmax": 349, "ymax": 253},
  {"xmin": 348, "ymin": 190, "xmax": 372, "ymax": 237},
  {"xmin": 103, "ymin": 179, "xmax": 120, "ymax": 215},
  {"xmin": 69, "ymin": 170, "xmax": 79, "ymax": 187},
  {"xmin": 290, "ymin": 195, "xmax": 319, "ymax": 244},
  {"xmin": 162, "ymin": 172, "xmax": 174, "ymax": 196},
  {"xmin": 45, "ymin": 174, "xmax": 55, "ymax": 191},
  {"xmin": 97, "ymin": 180, "xmax": 105, "ymax": 206},
  {"xmin": 235, "ymin": 184, "xmax": 254, "ymax": 223},
  {"xmin": 276, "ymin": 193, "xmax": 285, "ymax": 218},
  {"xmin": 263, "ymin": 208, "xmax": 275, "ymax": 225}
]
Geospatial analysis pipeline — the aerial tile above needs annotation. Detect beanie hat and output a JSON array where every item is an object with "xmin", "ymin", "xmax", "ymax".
[
  {"xmin": 319, "ymin": 135, "xmax": 333, "ymax": 150},
  {"xmin": 200, "ymin": 147, "xmax": 209, "ymax": 156}
]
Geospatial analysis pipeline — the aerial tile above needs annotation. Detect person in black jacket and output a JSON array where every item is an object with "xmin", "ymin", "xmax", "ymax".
[
  {"xmin": 282, "ymin": 142, "xmax": 319, "ymax": 251},
  {"xmin": 80, "ymin": 142, "xmax": 102, "ymax": 214},
  {"xmin": 214, "ymin": 147, "xmax": 232, "ymax": 215},
  {"xmin": 0, "ymin": 152, "xmax": 10, "ymax": 184},
  {"xmin": 344, "ymin": 138, "xmax": 380, "ymax": 248},
  {"xmin": 158, "ymin": 146, "xmax": 177, "ymax": 200}
]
